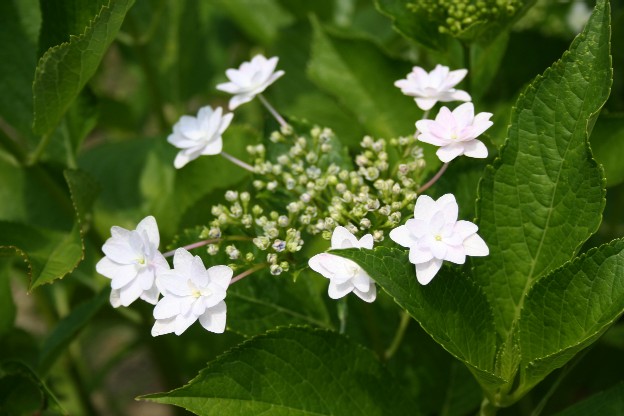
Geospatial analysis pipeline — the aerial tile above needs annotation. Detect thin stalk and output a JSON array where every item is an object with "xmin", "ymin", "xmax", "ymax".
[
  {"xmin": 221, "ymin": 151, "xmax": 255, "ymax": 173},
  {"xmin": 229, "ymin": 263, "xmax": 267, "ymax": 285},
  {"xmin": 258, "ymin": 94, "xmax": 288, "ymax": 128},
  {"xmin": 28, "ymin": 133, "xmax": 51, "ymax": 165},
  {"xmin": 337, "ymin": 298, "xmax": 348, "ymax": 334},
  {"xmin": 418, "ymin": 162, "xmax": 449, "ymax": 193},
  {"xmin": 478, "ymin": 398, "xmax": 498, "ymax": 416},
  {"xmin": 383, "ymin": 311, "xmax": 411, "ymax": 360},
  {"xmin": 163, "ymin": 239, "xmax": 220, "ymax": 257}
]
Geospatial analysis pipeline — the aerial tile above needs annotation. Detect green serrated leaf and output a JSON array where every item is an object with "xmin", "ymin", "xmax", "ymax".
[
  {"xmin": 333, "ymin": 247, "xmax": 505, "ymax": 391},
  {"xmin": 553, "ymin": 382, "xmax": 624, "ymax": 416},
  {"xmin": 142, "ymin": 326, "xmax": 418, "ymax": 416},
  {"xmin": 0, "ymin": 165, "xmax": 98, "ymax": 289},
  {"xmin": 517, "ymin": 239, "xmax": 624, "ymax": 393},
  {"xmin": 227, "ymin": 270, "xmax": 332, "ymax": 337},
  {"xmin": 472, "ymin": 0, "xmax": 611, "ymax": 350},
  {"xmin": 32, "ymin": 0, "xmax": 135, "ymax": 136},
  {"xmin": 307, "ymin": 17, "xmax": 420, "ymax": 140}
]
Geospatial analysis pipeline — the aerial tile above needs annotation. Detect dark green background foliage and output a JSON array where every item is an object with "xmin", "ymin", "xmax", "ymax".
[{"xmin": 0, "ymin": 0, "xmax": 623, "ymax": 415}]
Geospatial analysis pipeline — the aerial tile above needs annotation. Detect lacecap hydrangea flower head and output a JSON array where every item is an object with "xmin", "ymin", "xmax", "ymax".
[
  {"xmin": 167, "ymin": 106, "xmax": 233, "ymax": 169},
  {"xmin": 416, "ymin": 102, "xmax": 493, "ymax": 163},
  {"xmin": 151, "ymin": 248, "xmax": 232, "ymax": 336},
  {"xmin": 216, "ymin": 54, "xmax": 285, "ymax": 110},
  {"xmin": 395, "ymin": 64, "xmax": 471, "ymax": 111},
  {"xmin": 96, "ymin": 216, "xmax": 169, "ymax": 307},
  {"xmin": 390, "ymin": 194, "xmax": 488, "ymax": 285},
  {"xmin": 308, "ymin": 226, "xmax": 377, "ymax": 303}
]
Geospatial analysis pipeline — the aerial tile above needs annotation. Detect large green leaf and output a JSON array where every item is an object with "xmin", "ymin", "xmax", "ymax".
[
  {"xmin": 517, "ymin": 239, "xmax": 624, "ymax": 393},
  {"xmin": 142, "ymin": 326, "xmax": 418, "ymax": 415},
  {"xmin": 334, "ymin": 247, "xmax": 504, "ymax": 390},
  {"xmin": 0, "ymin": 166, "xmax": 98, "ymax": 290},
  {"xmin": 472, "ymin": 0, "xmax": 611, "ymax": 350},
  {"xmin": 227, "ymin": 270, "xmax": 333, "ymax": 337},
  {"xmin": 32, "ymin": 0, "xmax": 135, "ymax": 136},
  {"xmin": 554, "ymin": 382, "xmax": 624, "ymax": 416},
  {"xmin": 307, "ymin": 18, "xmax": 418, "ymax": 140}
]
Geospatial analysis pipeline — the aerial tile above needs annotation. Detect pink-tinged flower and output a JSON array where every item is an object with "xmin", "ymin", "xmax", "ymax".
[
  {"xmin": 308, "ymin": 226, "xmax": 376, "ymax": 303},
  {"xmin": 389, "ymin": 194, "xmax": 488, "ymax": 285},
  {"xmin": 151, "ymin": 248, "xmax": 231, "ymax": 336},
  {"xmin": 167, "ymin": 106, "xmax": 233, "ymax": 169},
  {"xmin": 96, "ymin": 216, "xmax": 169, "ymax": 308},
  {"xmin": 395, "ymin": 64, "xmax": 472, "ymax": 111},
  {"xmin": 216, "ymin": 55, "xmax": 285, "ymax": 110},
  {"xmin": 416, "ymin": 102, "xmax": 493, "ymax": 163}
]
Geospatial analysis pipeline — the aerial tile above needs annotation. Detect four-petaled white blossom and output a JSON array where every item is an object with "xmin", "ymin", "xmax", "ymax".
[
  {"xmin": 96, "ymin": 216, "xmax": 169, "ymax": 308},
  {"xmin": 395, "ymin": 64, "xmax": 471, "ymax": 111},
  {"xmin": 416, "ymin": 102, "xmax": 493, "ymax": 163},
  {"xmin": 167, "ymin": 106, "xmax": 233, "ymax": 169},
  {"xmin": 151, "ymin": 248, "xmax": 232, "ymax": 336},
  {"xmin": 389, "ymin": 194, "xmax": 489, "ymax": 285},
  {"xmin": 216, "ymin": 55, "xmax": 285, "ymax": 110},
  {"xmin": 308, "ymin": 226, "xmax": 376, "ymax": 302}
]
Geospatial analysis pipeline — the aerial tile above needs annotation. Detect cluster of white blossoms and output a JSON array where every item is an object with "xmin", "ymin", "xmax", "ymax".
[{"xmin": 97, "ymin": 58, "xmax": 493, "ymax": 337}]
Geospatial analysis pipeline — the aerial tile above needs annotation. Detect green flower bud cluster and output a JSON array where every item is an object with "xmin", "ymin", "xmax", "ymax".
[{"xmin": 408, "ymin": 0, "xmax": 525, "ymax": 36}]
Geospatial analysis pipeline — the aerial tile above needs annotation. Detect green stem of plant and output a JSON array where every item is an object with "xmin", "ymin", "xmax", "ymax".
[
  {"xmin": 337, "ymin": 298, "xmax": 348, "ymax": 334},
  {"xmin": 478, "ymin": 397, "xmax": 498, "ymax": 416},
  {"xmin": 384, "ymin": 310, "xmax": 411, "ymax": 360},
  {"xmin": 28, "ymin": 132, "xmax": 51, "ymax": 165}
]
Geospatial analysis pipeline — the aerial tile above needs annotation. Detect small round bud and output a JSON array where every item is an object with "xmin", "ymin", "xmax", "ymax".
[
  {"xmin": 225, "ymin": 190, "xmax": 238, "ymax": 202},
  {"xmin": 207, "ymin": 244, "xmax": 219, "ymax": 255}
]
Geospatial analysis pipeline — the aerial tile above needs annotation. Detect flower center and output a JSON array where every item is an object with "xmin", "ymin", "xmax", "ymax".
[
  {"xmin": 188, "ymin": 280, "xmax": 212, "ymax": 299},
  {"xmin": 434, "ymin": 234, "xmax": 442, "ymax": 241}
]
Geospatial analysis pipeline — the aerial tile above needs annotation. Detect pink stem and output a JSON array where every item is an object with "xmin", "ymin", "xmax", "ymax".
[
  {"xmin": 229, "ymin": 263, "xmax": 267, "ymax": 285},
  {"xmin": 221, "ymin": 152, "xmax": 255, "ymax": 173},
  {"xmin": 418, "ymin": 162, "xmax": 449, "ymax": 193}
]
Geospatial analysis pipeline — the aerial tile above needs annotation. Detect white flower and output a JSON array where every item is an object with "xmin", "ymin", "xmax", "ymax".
[
  {"xmin": 216, "ymin": 54, "xmax": 285, "ymax": 110},
  {"xmin": 389, "ymin": 194, "xmax": 488, "ymax": 285},
  {"xmin": 395, "ymin": 64, "xmax": 471, "ymax": 111},
  {"xmin": 308, "ymin": 226, "xmax": 376, "ymax": 302},
  {"xmin": 416, "ymin": 102, "xmax": 493, "ymax": 163},
  {"xmin": 151, "ymin": 248, "xmax": 232, "ymax": 336},
  {"xmin": 167, "ymin": 106, "xmax": 233, "ymax": 169},
  {"xmin": 96, "ymin": 216, "xmax": 169, "ymax": 308}
]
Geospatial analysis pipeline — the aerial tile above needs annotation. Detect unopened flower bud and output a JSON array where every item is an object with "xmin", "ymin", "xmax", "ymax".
[{"xmin": 225, "ymin": 190, "xmax": 238, "ymax": 201}]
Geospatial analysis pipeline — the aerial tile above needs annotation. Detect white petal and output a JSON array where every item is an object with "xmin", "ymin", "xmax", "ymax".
[
  {"xmin": 199, "ymin": 137, "xmax": 223, "ymax": 156},
  {"xmin": 415, "ymin": 98, "xmax": 437, "ymax": 111},
  {"xmin": 208, "ymin": 265, "xmax": 233, "ymax": 289},
  {"xmin": 96, "ymin": 257, "xmax": 126, "ymax": 279},
  {"xmin": 328, "ymin": 279, "xmax": 354, "ymax": 299},
  {"xmin": 353, "ymin": 283, "xmax": 376, "ymax": 303},
  {"xmin": 462, "ymin": 140, "xmax": 488, "ymax": 159},
  {"xmin": 110, "ymin": 226, "xmax": 131, "ymax": 239},
  {"xmin": 140, "ymin": 283, "xmax": 160, "ymax": 305},
  {"xmin": 216, "ymin": 81, "xmax": 242, "ymax": 94},
  {"xmin": 417, "ymin": 131, "xmax": 449, "ymax": 147},
  {"xmin": 352, "ymin": 270, "xmax": 372, "ymax": 292},
  {"xmin": 357, "ymin": 234, "xmax": 374, "ymax": 250},
  {"xmin": 454, "ymin": 220, "xmax": 478, "ymax": 239},
  {"xmin": 173, "ymin": 248, "xmax": 194, "ymax": 274},
  {"xmin": 430, "ymin": 240, "xmax": 447, "ymax": 259},
  {"xmin": 449, "ymin": 89, "xmax": 472, "ymax": 103},
  {"xmin": 452, "ymin": 102, "xmax": 475, "ymax": 126},
  {"xmin": 199, "ymin": 301, "xmax": 227, "ymax": 333},
  {"xmin": 151, "ymin": 317, "xmax": 176, "ymax": 337},
  {"xmin": 228, "ymin": 93, "xmax": 255, "ymax": 110},
  {"xmin": 409, "ymin": 246, "xmax": 434, "ymax": 263},
  {"xmin": 444, "ymin": 245, "xmax": 466, "ymax": 265},
  {"xmin": 415, "ymin": 259, "xmax": 443, "ymax": 285},
  {"xmin": 174, "ymin": 150, "xmax": 197, "ymax": 169},
  {"xmin": 331, "ymin": 226, "xmax": 358, "ymax": 249},
  {"xmin": 436, "ymin": 194, "xmax": 458, "ymax": 224},
  {"xmin": 153, "ymin": 296, "xmax": 181, "ymax": 319},
  {"xmin": 413, "ymin": 194, "xmax": 437, "ymax": 220},
  {"xmin": 136, "ymin": 216, "xmax": 160, "ymax": 248},
  {"xmin": 108, "ymin": 264, "xmax": 138, "ymax": 289},
  {"xmin": 218, "ymin": 112, "xmax": 234, "ymax": 135},
  {"xmin": 463, "ymin": 234, "xmax": 489, "ymax": 256},
  {"xmin": 174, "ymin": 313, "xmax": 197, "ymax": 336},
  {"xmin": 109, "ymin": 289, "xmax": 122, "ymax": 308},
  {"xmin": 436, "ymin": 144, "xmax": 466, "ymax": 162},
  {"xmin": 118, "ymin": 279, "xmax": 144, "ymax": 307},
  {"xmin": 389, "ymin": 225, "xmax": 416, "ymax": 248},
  {"xmin": 442, "ymin": 68, "xmax": 468, "ymax": 89},
  {"xmin": 102, "ymin": 239, "xmax": 136, "ymax": 264}
]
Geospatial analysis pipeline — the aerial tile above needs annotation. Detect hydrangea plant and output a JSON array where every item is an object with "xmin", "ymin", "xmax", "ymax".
[{"xmin": 0, "ymin": 1, "xmax": 621, "ymax": 415}]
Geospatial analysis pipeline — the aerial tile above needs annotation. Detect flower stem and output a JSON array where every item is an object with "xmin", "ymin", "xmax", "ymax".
[
  {"xmin": 229, "ymin": 263, "xmax": 267, "ymax": 285},
  {"xmin": 220, "ymin": 151, "xmax": 256, "ymax": 173},
  {"xmin": 258, "ymin": 94, "xmax": 288, "ymax": 128},
  {"xmin": 163, "ymin": 239, "xmax": 221, "ymax": 257},
  {"xmin": 384, "ymin": 311, "xmax": 411, "ymax": 360},
  {"xmin": 418, "ymin": 162, "xmax": 449, "ymax": 193}
]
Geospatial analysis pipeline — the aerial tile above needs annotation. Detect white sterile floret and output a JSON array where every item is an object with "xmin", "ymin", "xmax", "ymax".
[
  {"xmin": 389, "ymin": 194, "xmax": 488, "ymax": 285},
  {"xmin": 308, "ymin": 226, "xmax": 376, "ymax": 302},
  {"xmin": 216, "ymin": 54, "xmax": 285, "ymax": 110},
  {"xmin": 167, "ymin": 106, "xmax": 233, "ymax": 169},
  {"xmin": 96, "ymin": 216, "xmax": 169, "ymax": 308},
  {"xmin": 151, "ymin": 248, "xmax": 232, "ymax": 336},
  {"xmin": 395, "ymin": 64, "xmax": 472, "ymax": 111},
  {"xmin": 416, "ymin": 102, "xmax": 493, "ymax": 163}
]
